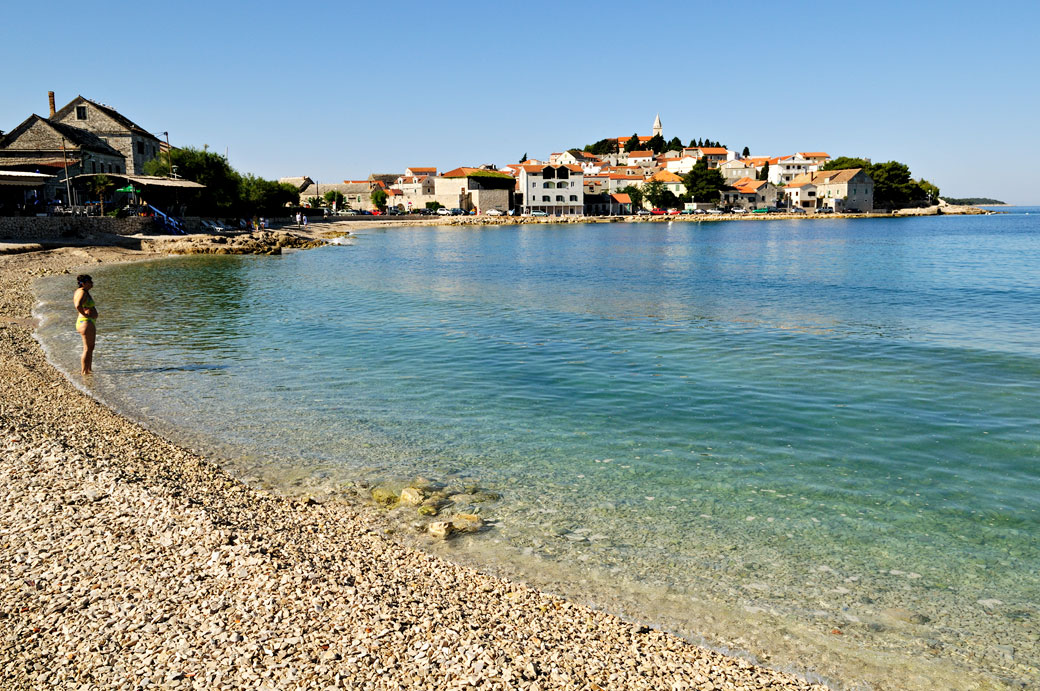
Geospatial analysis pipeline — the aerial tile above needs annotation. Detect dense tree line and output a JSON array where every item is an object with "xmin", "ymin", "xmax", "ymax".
[
  {"xmin": 143, "ymin": 146, "xmax": 299, "ymax": 216},
  {"xmin": 581, "ymin": 135, "xmax": 727, "ymax": 156}
]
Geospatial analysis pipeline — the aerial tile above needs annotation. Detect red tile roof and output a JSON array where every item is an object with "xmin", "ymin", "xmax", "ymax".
[{"xmin": 611, "ymin": 193, "xmax": 632, "ymax": 204}]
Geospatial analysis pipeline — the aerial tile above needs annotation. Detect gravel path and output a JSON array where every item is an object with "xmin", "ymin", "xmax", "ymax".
[{"xmin": 0, "ymin": 243, "xmax": 827, "ymax": 690}]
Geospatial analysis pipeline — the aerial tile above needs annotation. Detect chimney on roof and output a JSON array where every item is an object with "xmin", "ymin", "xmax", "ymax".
[{"xmin": 48, "ymin": 92, "xmax": 56, "ymax": 117}]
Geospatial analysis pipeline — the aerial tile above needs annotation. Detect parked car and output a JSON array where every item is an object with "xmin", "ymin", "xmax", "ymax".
[
  {"xmin": 650, "ymin": 208, "xmax": 666, "ymax": 215},
  {"xmin": 731, "ymin": 207, "xmax": 747, "ymax": 214},
  {"xmin": 485, "ymin": 208, "xmax": 504, "ymax": 216},
  {"xmin": 816, "ymin": 207, "xmax": 833, "ymax": 214},
  {"xmin": 693, "ymin": 208, "xmax": 707, "ymax": 215},
  {"xmin": 707, "ymin": 209, "xmax": 723, "ymax": 215},
  {"xmin": 436, "ymin": 207, "xmax": 452, "ymax": 215},
  {"xmin": 680, "ymin": 209, "xmax": 695, "ymax": 215},
  {"xmin": 636, "ymin": 209, "xmax": 652, "ymax": 216},
  {"xmin": 449, "ymin": 208, "xmax": 467, "ymax": 216},
  {"xmin": 789, "ymin": 207, "xmax": 807, "ymax": 214},
  {"xmin": 667, "ymin": 209, "xmax": 680, "ymax": 215},
  {"xmin": 531, "ymin": 210, "xmax": 549, "ymax": 217}
]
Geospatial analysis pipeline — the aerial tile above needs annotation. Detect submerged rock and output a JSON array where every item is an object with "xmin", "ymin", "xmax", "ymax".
[
  {"xmin": 371, "ymin": 487, "xmax": 399, "ymax": 506},
  {"xmin": 451, "ymin": 513, "xmax": 484, "ymax": 534},
  {"xmin": 428, "ymin": 521, "xmax": 454, "ymax": 539},
  {"xmin": 399, "ymin": 487, "xmax": 426, "ymax": 505}
]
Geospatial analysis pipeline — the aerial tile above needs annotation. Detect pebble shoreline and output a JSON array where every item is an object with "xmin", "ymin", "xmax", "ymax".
[{"xmin": 0, "ymin": 239, "xmax": 827, "ymax": 689}]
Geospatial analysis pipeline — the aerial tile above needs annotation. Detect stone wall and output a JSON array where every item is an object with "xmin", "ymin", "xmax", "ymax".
[{"xmin": 0, "ymin": 216, "xmax": 155, "ymax": 241}]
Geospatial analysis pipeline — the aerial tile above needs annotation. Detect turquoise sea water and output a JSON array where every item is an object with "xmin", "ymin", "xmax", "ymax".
[{"xmin": 35, "ymin": 212, "xmax": 1040, "ymax": 688}]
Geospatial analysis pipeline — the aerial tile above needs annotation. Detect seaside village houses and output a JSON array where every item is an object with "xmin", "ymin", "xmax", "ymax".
[
  {"xmin": 271, "ymin": 114, "xmax": 874, "ymax": 218},
  {"xmin": 0, "ymin": 92, "xmax": 205, "ymax": 218}
]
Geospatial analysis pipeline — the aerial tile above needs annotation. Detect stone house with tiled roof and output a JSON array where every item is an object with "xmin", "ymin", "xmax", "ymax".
[
  {"xmin": 50, "ymin": 95, "xmax": 162, "ymax": 175},
  {"xmin": 0, "ymin": 114, "xmax": 127, "ymax": 204},
  {"xmin": 721, "ymin": 177, "xmax": 779, "ymax": 211},
  {"xmin": 782, "ymin": 168, "xmax": 872, "ymax": 211}
]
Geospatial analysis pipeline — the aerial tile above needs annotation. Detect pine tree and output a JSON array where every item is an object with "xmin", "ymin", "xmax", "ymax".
[{"xmin": 742, "ymin": 146, "xmax": 750, "ymax": 158}]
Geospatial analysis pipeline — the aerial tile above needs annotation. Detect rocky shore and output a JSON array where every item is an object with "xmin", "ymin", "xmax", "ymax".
[{"xmin": 0, "ymin": 243, "xmax": 827, "ymax": 689}]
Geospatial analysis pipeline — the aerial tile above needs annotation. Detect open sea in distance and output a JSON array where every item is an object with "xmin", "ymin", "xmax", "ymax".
[{"xmin": 35, "ymin": 210, "xmax": 1040, "ymax": 689}]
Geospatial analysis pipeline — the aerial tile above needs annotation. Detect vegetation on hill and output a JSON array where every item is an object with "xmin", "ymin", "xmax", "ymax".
[
  {"xmin": 581, "ymin": 135, "xmax": 726, "ymax": 156},
  {"xmin": 821, "ymin": 157, "xmax": 939, "ymax": 209},
  {"xmin": 582, "ymin": 139, "xmax": 618, "ymax": 155},
  {"xmin": 143, "ymin": 146, "xmax": 298, "ymax": 216},
  {"xmin": 940, "ymin": 197, "xmax": 1005, "ymax": 205}
]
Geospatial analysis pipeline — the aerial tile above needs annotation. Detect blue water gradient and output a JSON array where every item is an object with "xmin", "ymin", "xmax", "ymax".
[{"xmin": 35, "ymin": 213, "xmax": 1040, "ymax": 688}]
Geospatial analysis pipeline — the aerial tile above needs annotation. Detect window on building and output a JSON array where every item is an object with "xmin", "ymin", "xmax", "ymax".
[
  {"xmin": 543, "ymin": 182, "xmax": 551, "ymax": 188},
  {"xmin": 557, "ymin": 182, "xmax": 567, "ymax": 188},
  {"xmin": 542, "ymin": 195, "xmax": 550, "ymax": 202},
  {"xmin": 76, "ymin": 106, "xmax": 87, "ymax": 120},
  {"xmin": 137, "ymin": 142, "xmax": 144, "ymax": 154},
  {"xmin": 556, "ymin": 196, "xmax": 564, "ymax": 202},
  {"xmin": 570, "ymin": 195, "xmax": 578, "ymax": 202}
]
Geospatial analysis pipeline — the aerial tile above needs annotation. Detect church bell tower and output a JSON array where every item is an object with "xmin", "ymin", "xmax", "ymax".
[{"xmin": 652, "ymin": 113, "xmax": 662, "ymax": 138}]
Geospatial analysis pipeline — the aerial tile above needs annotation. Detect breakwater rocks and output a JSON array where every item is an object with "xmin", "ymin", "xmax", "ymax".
[
  {"xmin": 160, "ymin": 230, "xmax": 327, "ymax": 256},
  {"xmin": 0, "ymin": 246, "xmax": 827, "ymax": 689}
]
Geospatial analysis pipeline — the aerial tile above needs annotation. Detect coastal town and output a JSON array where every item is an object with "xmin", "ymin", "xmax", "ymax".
[{"xmin": 0, "ymin": 93, "xmax": 956, "ymax": 229}]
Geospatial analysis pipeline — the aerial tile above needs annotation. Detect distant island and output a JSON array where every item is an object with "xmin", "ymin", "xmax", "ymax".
[{"xmin": 941, "ymin": 197, "xmax": 1006, "ymax": 205}]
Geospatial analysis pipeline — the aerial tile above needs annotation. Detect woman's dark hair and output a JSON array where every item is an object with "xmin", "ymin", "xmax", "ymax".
[{"xmin": 76, "ymin": 274, "xmax": 92, "ymax": 287}]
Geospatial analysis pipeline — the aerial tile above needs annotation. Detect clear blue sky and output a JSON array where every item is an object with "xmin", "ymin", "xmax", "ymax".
[{"xmin": 3, "ymin": 1, "xmax": 1037, "ymax": 204}]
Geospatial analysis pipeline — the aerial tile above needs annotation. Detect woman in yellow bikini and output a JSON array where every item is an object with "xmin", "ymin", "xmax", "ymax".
[{"xmin": 74, "ymin": 274, "xmax": 97, "ymax": 375}]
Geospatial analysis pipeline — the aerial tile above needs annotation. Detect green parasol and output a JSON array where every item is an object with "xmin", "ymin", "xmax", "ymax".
[{"xmin": 115, "ymin": 185, "xmax": 142, "ymax": 193}]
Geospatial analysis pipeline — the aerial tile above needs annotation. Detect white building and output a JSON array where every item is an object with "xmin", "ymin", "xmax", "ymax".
[
  {"xmin": 768, "ymin": 153, "xmax": 827, "ymax": 185},
  {"xmin": 518, "ymin": 164, "xmax": 584, "ymax": 216}
]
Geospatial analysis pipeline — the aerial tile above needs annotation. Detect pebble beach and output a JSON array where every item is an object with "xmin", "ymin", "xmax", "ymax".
[{"xmin": 0, "ymin": 240, "xmax": 828, "ymax": 690}]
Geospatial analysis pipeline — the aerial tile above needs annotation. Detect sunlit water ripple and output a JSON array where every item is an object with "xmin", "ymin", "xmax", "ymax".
[{"xmin": 35, "ymin": 212, "xmax": 1040, "ymax": 689}]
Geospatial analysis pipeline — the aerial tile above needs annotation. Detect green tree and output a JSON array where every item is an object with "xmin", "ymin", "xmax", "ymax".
[
  {"xmin": 821, "ymin": 156, "xmax": 871, "ymax": 171},
  {"xmin": 642, "ymin": 180, "xmax": 667, "ymax": 208},
  {"xmin": 371, "ymin": 188, "xmax": 388, "ymax": 211},
  {"xmin": 757, "ymin": 161, "xmax": 769, "ymax": 181},
  {"xmin": 645, "ymin": 134, "xmax": 666, "ymax": 154},
  {"xmin": 624, "ymin": 133, "xmax": 641, "ymax": 153},
  {"xmin": 305, "ymin": 196, "xmax": 322, "ymax": 208},
  {"xmin": 85, "ymin": 174, "xmax": 114, "ymax": 215},
  {"xmin": 143, "ymin": 146, "xmax": 241, "ymax": 215},
  {"xmin": 583, "ymin": 138, "xmax": 618, "ymax": 155},
  {"xmin": 618, "ymin": 184, "xmax": 644, "ymax": 210},
  {"xmin": 324, "ymin": 189, "xmax": 345, "ymax": 208},
  {"xmin": 425, "ymin": 201, "xmax": 444, "ymax": 211},
  {"xmin": 240, "ymin": 175, "xmax": 298, "ymax": 215},
  {"xmin": 742, "ymin": 146, "xmax": 750, "ymax": 158},
  {"xmin": 681, "ymin": 159, "xmax": 725, "ymax": 203},
  {"xmin": 519, "ymin": 152, "xmax": 528, "ymax": 163},
  {"xmin": 918, "ymin": 179, "xmax": 940, "ymax": 204},
  {"xmin": 666, "ymin": 137, "xmax": 683, "ymax": 152}
]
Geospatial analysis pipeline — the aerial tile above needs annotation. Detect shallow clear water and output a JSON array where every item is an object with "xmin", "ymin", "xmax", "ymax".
[{"xmin": 36, "ymin": 212, "xmax": 1040, "ymax": 689}]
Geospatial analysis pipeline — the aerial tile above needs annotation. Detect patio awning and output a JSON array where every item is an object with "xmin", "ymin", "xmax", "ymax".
[
  {"xmin": 0, "ymin": 170, "xmax": 53, "ymax": 187},
  {"xmin": 69, "ymin": 173, "xmax": 204, "ymax": 189}
]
